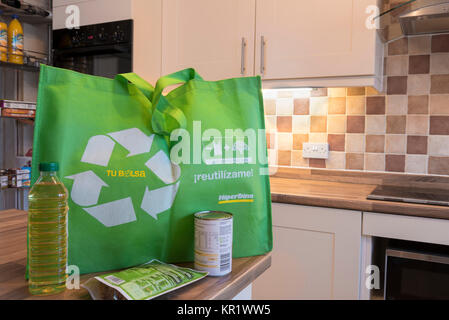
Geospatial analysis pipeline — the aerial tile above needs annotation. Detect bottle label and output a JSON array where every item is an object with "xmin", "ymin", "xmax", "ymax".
[
  {"xmin": 11, "ymin": 33, "xmax": 24, "ymax": 53},
  {"xmin": 0, "ymin": 30, "xmax": 6, "ymax": 51}
]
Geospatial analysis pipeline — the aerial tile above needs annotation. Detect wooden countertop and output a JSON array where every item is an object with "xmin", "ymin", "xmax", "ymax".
[
  {"xmin": 0, "ymin": 209, "xmax": 271, "ymax": 300},
  {"xmin": 271, "ymin": 175, "xmax": 449, "ymax": 220}
]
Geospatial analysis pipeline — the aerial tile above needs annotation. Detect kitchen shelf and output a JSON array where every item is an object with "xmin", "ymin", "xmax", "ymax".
[
  {"xmin": 0, "ymin": 3, "xmax": 51, "ymax": 25},
  {"xmin": 0, "ymin": 60, "xmax": 40, "ymax": 72}
]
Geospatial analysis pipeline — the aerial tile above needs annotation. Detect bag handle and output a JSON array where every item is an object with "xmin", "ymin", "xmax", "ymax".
[
  {"xmin": 115, "ymin": 73, "xmax": 154, "ymax": 102},
  {"xmin": 151, "ymin": 68, "xmax": 203, "ymax": 136}
]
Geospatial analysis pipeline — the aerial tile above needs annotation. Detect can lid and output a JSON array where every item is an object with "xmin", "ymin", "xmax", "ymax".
[
  {"xmin": 39, "ymin": 162, "xmax": 59, "ymax": 172},
  {"xmin": 195, "ymin": 211, "xmax": 233, "ymax": 220}
]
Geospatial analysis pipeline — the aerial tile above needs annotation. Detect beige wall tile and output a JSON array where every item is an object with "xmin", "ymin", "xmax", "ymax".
[
  {"xmin": 309, "ymin": 133, "xmax": 328, "ymax": 143},
  {"xmin": 365, "ymin": 153, "xmax": 386, "ymax": 172},
  {"xmin": 430, "ymin": 95, "xmax": 449, "ymax": 115},
  {"xmin": 430, "ymin": 53, "xmax": 449, "ymax": 75},
  {"xmin": 386, "ymin": 135, "xmax": 407, "ymax": 154},
  {"xmin": 309, "ymin": 97, "xmax": 328, "ymax": 115},
  {"xmin": 277, "ymin": 133, "xmax": 293, "ymax": 151},
  {"xmin": 366, "ymin": 115, "xmax": 386, "ymax": 134},
  {"xmin": 347, "ymin": 96, "xmax": 366, "ymax": 115},
  {"xmin": 429, "ymin": 135, "xmax": 449, "ymax": 156},
  {"xmin": 327, "ymin": 152, "xmax": 346, "ymax": 169},
  {"xmin": 386, "ymin": 95, "xmax": 408, "ymax": 115},
  {"xmin": 265, "ymin": 116, "xmax": 277, "ymax": 133},
  {"xmin": 408, "ymin": 74, "xmax": 431, "ymax": 95},
  {"xmin": 346, "ymin": 134, "xmax": 365, "ymax": 153},
  {"xmin": 276, "ymin": 98, "xmax": 294, "ymax": 115},
  {"xmin": 267, "ymin": 149, "xmax": 277, "ymax": 166},
  {"xmin": 407, "ymin": 115, "xmax": 429, "ymax": 135},
  {"xmin": 291, "ymin": 150, "xmax": 309, "ymax": 167},
  {"xmin": 328, "ymin": 88, "xmax": 346, "ymax": 97},
  {"xmin": 386, "ymin": 55, "xmax": 408, "ymax": 76},
  {"xmin": 264, "ymin": 99, "xmax": 276, "ymax": 115},
  {"xmin": 328, "ymin": 115, "xmax": 346, "ymax": 134},
  {"xmin": 405, "ymin": 155, "xmax": 428, "ymax": 174},
  {"xmin": 408, "ymin": 35, "xmax": 431, "ymax": 55},
  {"xmin": 292, "ymin": 115, "xmax": 310, "ymax": 133}
]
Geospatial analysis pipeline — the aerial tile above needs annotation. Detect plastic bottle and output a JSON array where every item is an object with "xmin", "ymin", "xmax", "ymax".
[
  {"xmin": 0, "ymin": 11, "xmax": 7, "ymax": 62},
  {"xmin": 8, "ymin": 14, "xmax": 23, "ymax": 64},
  {"xmin": 28, "ymin": 162, "xmax": 68, "ymax": 296}
]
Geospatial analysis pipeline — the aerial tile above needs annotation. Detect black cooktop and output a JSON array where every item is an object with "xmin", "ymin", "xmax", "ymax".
[{"xmin": 367, "ymin": 185, "xmax": 449, "ymax": 207}]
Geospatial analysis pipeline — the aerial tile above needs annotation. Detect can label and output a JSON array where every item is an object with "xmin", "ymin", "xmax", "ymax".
[{"xmin": 194, "ymin": 212, "xmax": 233, "ymax": 276}]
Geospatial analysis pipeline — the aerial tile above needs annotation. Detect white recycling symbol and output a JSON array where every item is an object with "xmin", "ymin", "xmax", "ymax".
[{"xmin": 65, "ymin": 128, "xmax": 180, "ymax": 228}]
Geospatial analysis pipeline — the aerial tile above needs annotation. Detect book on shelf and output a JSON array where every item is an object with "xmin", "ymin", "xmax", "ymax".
[
  {"xmin": 1, "ymin": 108, "xmax": 35, "ymax": 118},
  {"xmin": 0, "ymin": 100, "xmax": 36, "ymax": 110}
]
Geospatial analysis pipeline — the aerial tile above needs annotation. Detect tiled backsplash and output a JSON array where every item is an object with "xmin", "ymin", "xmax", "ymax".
[{"xmin": 264, "ymin": 34, "xmax": 449, "ymax": 176}]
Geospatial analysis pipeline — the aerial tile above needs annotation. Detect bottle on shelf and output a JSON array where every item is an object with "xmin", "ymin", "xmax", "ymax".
[
  {"xmin": 8, "ymin": 14, "xmax": 23, "ymax": 64},
  {"xmin": 28, "ymin": 162, "xmax": 68, "ymax": 296},
  {"xmin": 0, "ymin": 11, "xmax": 7, "ymax": 62}
]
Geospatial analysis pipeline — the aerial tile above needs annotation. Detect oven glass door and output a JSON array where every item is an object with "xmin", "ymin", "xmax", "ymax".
[
  {"xmin": 385, "ymin": 253, "xmax": 449, "ymax": 300},
  {"xmin": 54, "ymin": 49, "xmax": 132, "ymax": 79}
]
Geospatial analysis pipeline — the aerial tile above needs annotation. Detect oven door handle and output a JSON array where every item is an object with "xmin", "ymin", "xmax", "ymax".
[{"xmin": 54, "ymin": 44, "xmax": 131, "ymax": 57}]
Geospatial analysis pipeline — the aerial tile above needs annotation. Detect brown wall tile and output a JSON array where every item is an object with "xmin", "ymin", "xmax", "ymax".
[
  {"xmin": 278, "ymin": 151, "xmax": 291, "ymax": 166},
  {"xmin": 430, "ymin": 116, "xmax": 449, "ymax": 135},
  {"xmin": 387, "ymin": 76, "xmax": 408, "ymax": 95},
  {"xmin": 432, "ymin": 34, "xmax": 449, "ymax": 53},
  {"xmin": 347, "ymin": 116, "xmax": 365, "ymax": 133},
  {"xmin": 366, "ymin": 135, "xmax": 385, "ymax": 153},
  {"xmin": 408, "ymin": 95, "xmax": 429, "ymax": 114},
  {"xmin": 266, "ymin": 133, "xmax": 275, "ymax": 149},
  {"xmin": 430, "ymin": 95, "xmax": 449, "ymax": 115},
  {"xmin": 431, "ymin": 75, "xmax": 449, "ymax": 94},
  {"xmin": 294, "ymin": 98, "xmax": 310, "ymax": 115},
  {"xmin": 407, "ymin": 136, "xmax": 428, "ymax": 155},
  {"xmin": 277, "ymin": 116, "xmax": 292, "ymax": 132},
  {"xmin": 310, "ymin": 116, "xmax": 327, "ymax": 133},
  {"xmin": 409, "ymin": 35, "xmax": 431, "ymax": 55},
  {"xmin": 293, "ymin": 134, "xmax": 308, "ymax": 150},
  {"xmin": 387, "ymin": 115, "xmax": 406, "ymax": 134},
  {"xmin": 328, "ymin": 134, "xmax": 345, "ymax": 152},
  {"xmin": 388, "ymin": 37, "xmax": 408, "ymax": 55},
  {"xmin": 346, "ymin": 153, "xmax": 364, "ymax": 170},
  {"xmin": 409, "ymin": 55, "xmax": 430, "ymax": 74},
  {"xmin": 347, "ymin": 87, "xmax": 366, "ymax": 96},
  {"xmin": 328, "ymin": 97, "xmax": 346, "ymax": 114},
  {"xmin": 429, "ymin": 156, "xmax": 449, "ymax": 175},
  {"xmin": 386, "ymin": 154, "xmax": 405, "ymax": 172},
  {"xmin": 366, "ymin": 96, "xmax": 386, "ymax": 114},
  {"xmin": 309, "ymin": 159, "xmax": 326, "ymax": 168}
]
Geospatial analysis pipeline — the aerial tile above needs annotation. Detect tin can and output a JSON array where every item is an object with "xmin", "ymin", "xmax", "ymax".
[{"xmin": 194, "ymin": 211, "xmax": 233, "ymax": 276}]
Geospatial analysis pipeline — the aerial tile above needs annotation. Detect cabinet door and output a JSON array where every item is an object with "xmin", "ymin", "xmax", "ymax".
[
  {"xmin": 162, "ymin": 0, "xmax": 255, "ymax": 80},
  {"xmin": 255, "ymin": 0, "xmax": 377, "ymax": 80},
  {"xmin": 253, "ymin": 203, "xmax": 362, "ymax": 300}
]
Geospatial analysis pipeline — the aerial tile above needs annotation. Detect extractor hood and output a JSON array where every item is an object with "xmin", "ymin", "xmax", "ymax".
[{"xmin": 400, "ymin": 1, "xmax": 449, "ymax": 35}]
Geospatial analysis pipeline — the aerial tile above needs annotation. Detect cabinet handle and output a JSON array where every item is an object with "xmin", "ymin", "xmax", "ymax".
[
  {"xmin": 260, "ymin": 36, "xmax": 266, "ymax": 75},
  {"xmin": 241, "ymin": 37, "xmax": 246, "ymax": 75}
]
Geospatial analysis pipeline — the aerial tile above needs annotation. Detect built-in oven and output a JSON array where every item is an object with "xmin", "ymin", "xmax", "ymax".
[
  {"xmin": 385, "ymin": 244, "xmax": 449, "ymax": 300},
  {"xmin": 53, "ymin": 20, "xmax": 133, "ymax": 78}
]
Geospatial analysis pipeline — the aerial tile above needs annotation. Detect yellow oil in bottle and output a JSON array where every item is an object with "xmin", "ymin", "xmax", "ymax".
[{"xmin": 28, "ymin": 162, "xmax": 68, "ymax": 296}]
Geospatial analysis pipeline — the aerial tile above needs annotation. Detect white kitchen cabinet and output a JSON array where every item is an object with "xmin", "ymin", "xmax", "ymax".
[
  {"xmin": 252, "ymin": 203, "xmax": 362, "ymax": 300},
  {"xmin": 255, "ymin": 0, "xmax": 383, "ymax": 88},
  {"xmin": 161, "ymin": 0, "xmax": 256, "ymax": 81},
  {"xmin": 51, "ymin": 0, "xmax": 383, "ymax": 88}
]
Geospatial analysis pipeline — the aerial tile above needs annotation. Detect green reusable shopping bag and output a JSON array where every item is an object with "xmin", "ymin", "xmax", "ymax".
[{"xmin": 30, "ymin": 65, "xmax": 272, "ymax": 275}]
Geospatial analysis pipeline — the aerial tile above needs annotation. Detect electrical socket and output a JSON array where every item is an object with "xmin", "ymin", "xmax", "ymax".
[{"xmin": 302, "ymin": 143, "xmax": 329, "ymax": 159}]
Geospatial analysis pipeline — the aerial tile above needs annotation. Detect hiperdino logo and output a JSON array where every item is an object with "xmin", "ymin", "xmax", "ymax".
[{"xmin": 65, "ymin": 128, "xmax": 180, "ymax": 228}]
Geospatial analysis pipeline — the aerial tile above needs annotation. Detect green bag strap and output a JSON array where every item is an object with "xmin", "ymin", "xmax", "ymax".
[
  {"xmin": 115, "ymin": 73, "xmax": 154, "ymax": 102},
  {"xmin": 151, "ymin": 68, "xmax": 203, "ymax": 136}
]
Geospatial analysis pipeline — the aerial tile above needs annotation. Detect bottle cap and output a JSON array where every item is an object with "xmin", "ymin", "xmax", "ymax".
[
  {"xmin": 39, "ymin": 162, "xmax": 59, "ymax": 172},
  {"xmin": 11, "ymin": 14, "xmax": 19, "ymax": 20}
]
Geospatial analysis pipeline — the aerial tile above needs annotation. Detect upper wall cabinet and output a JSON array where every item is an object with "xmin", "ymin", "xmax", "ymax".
[
  {"xmin": 255, "ymin": 0, "xmax": 383, "ymax": 89},
  {"xmin": 161, "ymin": 0, "xmax": 256, "ymax": 81}
]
